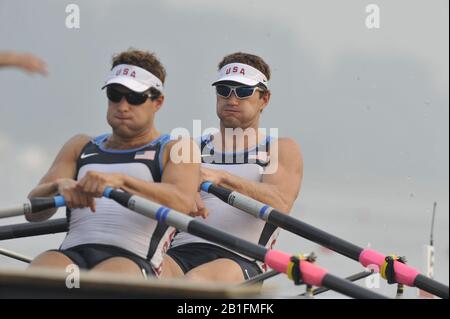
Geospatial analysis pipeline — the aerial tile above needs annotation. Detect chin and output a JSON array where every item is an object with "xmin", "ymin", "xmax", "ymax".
[
  {"xmin": 110, "ymin": 125, "xmax": 135, "ymax": 137},
  {"xmin": 222, "ymin": 120, "xmax": 242, "ymax": 129}
]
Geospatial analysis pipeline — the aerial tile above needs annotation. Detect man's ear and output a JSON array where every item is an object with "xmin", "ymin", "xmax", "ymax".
[
  {"xmin": 152, "ymin": 95, "xmax": 165, "ymax": 112},
  {"xmin": 260, "ymin": 90, "xmax": 271, "ymax": 113}
]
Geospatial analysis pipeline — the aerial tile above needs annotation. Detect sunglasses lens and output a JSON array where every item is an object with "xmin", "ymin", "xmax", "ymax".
[
  {"xmin": 126, "ymin": 93, "xmax": 148, "ymax": 105},
  {"xmin": 216, "ymin": 85, "xmax": 232, "ymax": 98},
  {"xmin": 106, "ymin": 87, "xmax": 123, "ymax": 103},
  {"xmin": 235, "ymin": 87, "xmax": 256, "ymax": 98},
  {"xmin": 107, "ymin": 87, "xmax": 149, "ymax": 105}
]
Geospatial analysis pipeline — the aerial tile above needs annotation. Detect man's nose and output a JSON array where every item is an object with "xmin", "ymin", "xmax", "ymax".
[
  {"xmin": 116, "ymin": 98, "xmax": 131, "ymax": 110},
  {"xmin": 227, "ymin": 92, "xmax": 240, "ymax": 104}
]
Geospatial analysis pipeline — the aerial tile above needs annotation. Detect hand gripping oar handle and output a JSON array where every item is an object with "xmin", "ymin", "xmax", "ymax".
[
  {"xmin": 201, "ymin": 182, "xmax": 449, "ymax": 299},
  {"xmin": 102, "ymin": 187, "xmax": 387, "ymax": 299},
  {"xmin": 0, "ymin": 196, "xmax": 66, "ymax": 219}
]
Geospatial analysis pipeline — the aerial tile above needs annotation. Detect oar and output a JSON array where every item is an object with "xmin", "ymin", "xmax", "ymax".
[
  {"xmin": 1, "ymin": 193, "xmax": 386, "ymax": 298},
  {"xmin": 201, "ymin": 182, "xmax": 449, "ymax": 299},
  {"xmin": 0, "ymin": 247, "xmax": 32, "ymax": 263},
  {"xmin": 0, "ymin": 197, "xmax": 66, "ymax": 219},
  {"xmin": 241, "ymin": 269, "xmax": 280, "ymax": 286},
  {"xmin": 101, "ymin": 187, "xmax": 387, "ymax": 299},
  {"xmin": 0, "ymin": 218, "xmax": 68, "ymax": 240},
  {"xmin": 300, "ymin": 271, "xmax": 374, "ymax": 297}
]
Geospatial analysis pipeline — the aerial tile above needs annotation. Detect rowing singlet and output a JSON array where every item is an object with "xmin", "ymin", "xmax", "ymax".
[
  {"xmin": 170, "ymin": 134, "xmax": 279, "ymax": 271},
  {"xmin": 60, "ymin": 134, "xmax": 175, "ymax": 274}
]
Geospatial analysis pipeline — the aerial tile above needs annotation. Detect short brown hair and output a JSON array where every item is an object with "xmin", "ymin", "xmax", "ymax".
[
  {"xmin": 111, "ymin": 49, "xmax": 166, "ymax": 84},
  {"xmin": 218, "ymin": 52, "xmax": 271, "ymax": 81}
]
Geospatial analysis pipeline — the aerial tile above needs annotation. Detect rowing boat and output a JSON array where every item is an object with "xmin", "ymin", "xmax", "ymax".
[{"xmin": 0, "ymin": 267, "xmax": 264, "ymax": 299}]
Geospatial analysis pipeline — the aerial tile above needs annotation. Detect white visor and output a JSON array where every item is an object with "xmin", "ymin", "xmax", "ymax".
[
  {"xmin": 102, "ymin": 64, "xmax": 163, "ymax": 93},
  {"xmin": 212, "ymin": 63, "xmax": 269, "ymax": 88}
]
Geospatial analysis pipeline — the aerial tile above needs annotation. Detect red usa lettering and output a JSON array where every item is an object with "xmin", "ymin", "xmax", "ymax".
[
  {"xmin": 115, "ymin": 68, "xmax": 136, "ymax": 78},
  {"xmin": 225, "ymin": 66, "xmax": 246, "ymax": 75}
]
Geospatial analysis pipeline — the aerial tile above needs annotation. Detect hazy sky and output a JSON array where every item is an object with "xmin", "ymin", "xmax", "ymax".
[{"xmin": 0, "ymin": 0, "xmax": 448, "ymax": 297}]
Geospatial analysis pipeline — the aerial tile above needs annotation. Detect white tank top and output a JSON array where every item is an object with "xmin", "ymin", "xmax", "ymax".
[
  {"xmin": 60, "ymin": 134, "xmax": 175, "ymax": 274},
  {"xmin": 170, "ymin": 135, "xmax": 279, "ymax": 270}
]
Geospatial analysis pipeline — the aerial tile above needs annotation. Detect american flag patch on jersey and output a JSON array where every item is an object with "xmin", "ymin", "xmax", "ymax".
[{"xmin": 134, "ymin": 150, "xmax": 156, "ymax": 160}]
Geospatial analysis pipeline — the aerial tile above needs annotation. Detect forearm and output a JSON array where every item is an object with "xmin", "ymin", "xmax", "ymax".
[
  {"xmin": 121, "ymin": 175, "xmax": 195, "ymax": 214},
  {"xmin": 220, "ymin": 173, "xmax": 293, "ymax": 212},
  {"xmin": 0, "ymin": 52, "xmax": 14, "ymax": 66},
  {"xmin": 0, "ymin": 52, "xmax": 23, "ymax": 67},
  {"xmin": 28, "ymin": 181, "xmax": 59, "ymax": 199}
]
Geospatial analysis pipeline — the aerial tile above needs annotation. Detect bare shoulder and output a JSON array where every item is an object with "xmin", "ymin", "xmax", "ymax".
[
  {"xmin": 165, "ymin": 136, "xmax": 196, "ymax": 152},
  {"xmin": 272, "ymin": 137, "xmax": 302, "ymax": 159},
  {"xmin": 57, "ymin": 134, "xmax": 92, "ymax": 159},
  {"xmin": 38, "ymin": 134, "xmax": 91, "ymax": 183},
  {"xmin": 164, "ymin": 136, "xmax": 200, "ymax": 165},
  {"xmin": 65, "ymin": 134, "xmax": 92, "ymax": 148}
]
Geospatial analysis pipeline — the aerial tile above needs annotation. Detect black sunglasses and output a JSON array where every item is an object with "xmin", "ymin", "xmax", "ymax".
[
  {"xmin": 106, "ymin": 86, "xmax": 152, "ymax": 105},
  {"xmin": 215, "ymin": 85, "xmax": 264, "ymax": 99}
]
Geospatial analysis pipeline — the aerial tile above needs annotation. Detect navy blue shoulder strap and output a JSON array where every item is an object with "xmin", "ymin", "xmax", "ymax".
[
  {"xmin": 157, "ymin": 134, "xmax": 172, "ymax": 176},
  {"xmin": 92, "ymin": 133, "xmax": 109, "ymax": 146}
]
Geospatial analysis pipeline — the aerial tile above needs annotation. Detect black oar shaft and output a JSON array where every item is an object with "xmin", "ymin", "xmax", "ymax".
[
  {"xmin": 302, "ymin": 271, "xmax": 374, "ymax": 296},
  {"xmin": 414, "ymin": 274, "xmax": 449, "ymax": 299},
  {"xmin": 207, "ymin": 183, "xmax": 364, "ymax": 260},
  {"xmin": 188, "ymin": 220, "xmax": 268, "ymax": 261},
  {"xmin": 322, "ymin": 274, "xmax": 384, "ymax": 299},
  {"xmin": 0, "ymin": 218, "xmax": 68, "ymax": 240},
  {"xmin": 267, "ymin": 212, "xmax": 363, "ymax": 261}
]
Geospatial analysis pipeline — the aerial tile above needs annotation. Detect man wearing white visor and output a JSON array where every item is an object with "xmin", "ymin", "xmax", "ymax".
[
  {"xmin": 164, "ymin": 52, "xmax": 303, "ymax": 283},
  {"xmin": 27, "ymin": 49, "xmax": 202, "ymax": 278}
]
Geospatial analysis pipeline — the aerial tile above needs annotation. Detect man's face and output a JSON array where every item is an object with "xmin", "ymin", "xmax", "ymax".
[
  {"xmin": 216, "ymin": 83, "xmax": 269, "ymax": 129},
  {"xmin": 106, "ymin": 84, "xmax": 163, "ymax": 137}
]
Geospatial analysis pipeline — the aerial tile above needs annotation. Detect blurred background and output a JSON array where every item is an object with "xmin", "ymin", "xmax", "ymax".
[{"xmin": 0, "ymin": 0, "xmax": 448, "ymax": 298}]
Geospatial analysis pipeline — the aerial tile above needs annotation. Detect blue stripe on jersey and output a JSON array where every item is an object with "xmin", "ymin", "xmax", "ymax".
[
  {"xmin": 94, "ymin": 134, "xmax": 170, "ymax": 154},
  {"xmin": 201, "ymin": 134, "xmax": 271, "ymax": 156}
]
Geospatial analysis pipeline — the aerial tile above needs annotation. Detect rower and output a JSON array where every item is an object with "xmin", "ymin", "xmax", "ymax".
[
  {"xmin": 162, "ymin": 52, "xmax": 303, "ymax": 283},
  {"xmin": 27, "ymin": 49, "xmax": 203, "ymax": 278}
]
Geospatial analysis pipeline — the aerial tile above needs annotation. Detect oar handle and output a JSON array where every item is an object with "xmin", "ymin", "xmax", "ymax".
[
  {"xmin": 0, "ymin": 196, "xmax": 66, "ymax": 219},
  {"xmin": 34, "ymin": 195, "xmax": 66, "ymax": 213},
  {"xmin": 103, "ymin": 187, "xmax": 132, "ymax": 207},
  {"xmin": 30, "ymin": 196, "xmax": 66, "ymax": 212},
  {"xmin": 201, "ymin": 181, "xmax": 232, "ymax": 202}
]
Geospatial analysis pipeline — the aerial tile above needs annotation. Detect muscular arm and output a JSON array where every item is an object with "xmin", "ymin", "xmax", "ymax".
[
  {"xmin": 26, "ymin": 134, "xmax": 91, "ymax": 221},
  {"xmin": 119, "ymin": 147, "xmax": 199, "ymax": 215},
  {"xmin": 211, "ymin": 138, "xmax": 303, "ymax": 213}
]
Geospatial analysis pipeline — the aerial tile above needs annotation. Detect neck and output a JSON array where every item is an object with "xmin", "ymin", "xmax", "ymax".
[
  {"xmin": 106, "ymin": 127, "xmax": 160, "ymax": 150},
  {"xmin": 217, "ymin": 121, "xmax": 264, "ymax": 152}
]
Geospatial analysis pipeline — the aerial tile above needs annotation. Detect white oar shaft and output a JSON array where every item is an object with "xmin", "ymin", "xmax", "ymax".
[{"xmin": 0, "ymin": 203, "xmax": 29, "ymax": 219}]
